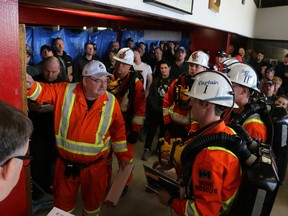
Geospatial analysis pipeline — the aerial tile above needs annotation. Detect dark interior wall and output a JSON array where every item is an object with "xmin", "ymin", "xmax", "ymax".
[
  {"xmin": 251, "ymin": 39, "xmax": 288, "ymax": 61},
  {"xmin": 229, "ymin": 33, "xmax": 248, "ymax": 57},
  {"xmin": 190, "ymin": 26, "xmax": 228, "ymax": 64}
]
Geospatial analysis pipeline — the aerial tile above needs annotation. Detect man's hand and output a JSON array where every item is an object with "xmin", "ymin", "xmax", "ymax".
[
  {"xmin": 68, "ymin": 74, "xmax": 73, "ymax": 82},
  {"xmin": 28, "ymin": 100, "xmax": 42, "ymax": 112},
  {"xmin": 126, "ymin": 131, "xmax": 139, "ymax": 144},
  {"xmin": 119, "ymin": 160, "xmax": 131, "ymax": 171},
  {"xmin": 157, "ymin": 189, "xmax": 172, "ymax": 207},
  {"xmin": 26, "ymin": 73, "xmax": 34, "ymax": 90}
]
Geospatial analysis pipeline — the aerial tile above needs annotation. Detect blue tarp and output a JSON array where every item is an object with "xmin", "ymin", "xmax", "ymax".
[
  {"xmin": 89, "ymin": 30, "xmax": 118, "ymax": 59},
  {"xmin": 120, "ymin": 30, "xmax": 144, "ymax": 48},
  {"xmin": 27, "ymin": 27, "xmax": 190, "ymax": 64}
]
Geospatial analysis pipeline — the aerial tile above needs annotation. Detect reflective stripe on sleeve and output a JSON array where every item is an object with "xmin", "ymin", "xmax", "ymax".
[
  {"xmin": 28, "ymin": 82, "xmax": 42, "ymax": 100},
  {"xmin": 111, "ymin": 140, "xmax": 127, "ymax": 152},
  {"xmin": 132, "ymin": 115, "xmax": 144, "ymax": 126}
]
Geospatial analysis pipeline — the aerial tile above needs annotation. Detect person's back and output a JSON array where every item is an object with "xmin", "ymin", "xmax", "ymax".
[
  {"xmin": 0, "ymin": 100, "xmax": 33, "ymax": 201},
  {"xmin": 157, "ymin": 71, "xmax": 241, "ymax": 215},
  {"xmin": 162, "ymin": 51, "xmax": 210, "ymax": 139},
  {"xmin": 227, "ymin": 63, "xmax": 267, "ymax": 142}
]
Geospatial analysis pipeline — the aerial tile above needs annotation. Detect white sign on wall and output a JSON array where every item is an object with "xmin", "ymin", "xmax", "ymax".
[{"xmin": 144, "ymin": 30, "xmax": 182, "ymax": 41}]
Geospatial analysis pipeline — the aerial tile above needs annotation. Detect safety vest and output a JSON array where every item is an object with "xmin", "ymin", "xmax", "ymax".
[
  {"xmin": 28, "ymin": 82, "xmax": 126, "ymax": 159},
  {"xmin": 55, "ymin": 84, "xmax": 115, "ymax": 156}
]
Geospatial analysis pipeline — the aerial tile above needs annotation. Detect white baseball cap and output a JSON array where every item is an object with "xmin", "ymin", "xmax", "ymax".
[{"xmin": 82, "ymin": 60, "xmax": 112, "ymax": 77}]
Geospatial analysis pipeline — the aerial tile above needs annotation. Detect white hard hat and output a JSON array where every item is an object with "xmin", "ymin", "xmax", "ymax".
[
  {"xmin": 186, "ymin": 71, "xmax": 238, "ymax": 108},
  {"xmin": 222, "ymin": 58, "xmax": 241, "ymax": 74},
  {"xmin": 222, "ymin": 57, "xmax": 240, "ymax": 67},
  {"xmin": 186, "ymin": 51, "xmax": 209, "ymax": 69},
  {"xmin": 227, "ymin": 63, "xmax": 260, "ymax": 92},
  {"xmin": 113, "ymin": 47, "xmax": 134, "ymax": 65},
  {"xmin": 82, "ymin": 60, "xmax": 112, "ymax": 77}
]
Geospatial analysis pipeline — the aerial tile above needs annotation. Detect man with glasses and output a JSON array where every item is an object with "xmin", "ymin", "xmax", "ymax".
[
  {"xmin": 0, "ymin": 100, "xmax": 33, "ymax": 201},
  {"xmin": 26, "ymin": 60, "xmax": 130, "ymax": 215}
]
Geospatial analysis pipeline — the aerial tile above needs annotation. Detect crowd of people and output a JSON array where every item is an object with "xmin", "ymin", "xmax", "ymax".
[{"xmin": 14, "ymin": 37, "xmax": 288, "ymax": 215}]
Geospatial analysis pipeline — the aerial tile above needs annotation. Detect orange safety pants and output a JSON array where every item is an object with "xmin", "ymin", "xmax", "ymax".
[{"xmin": 53, "ymin": 157, "xmax": 108, "ymax": 214}]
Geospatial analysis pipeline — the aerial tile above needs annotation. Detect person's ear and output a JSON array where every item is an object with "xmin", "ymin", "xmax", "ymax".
[
  {"xmin": 0, "ymin": 158, "xmax": 23, "ymax": 201},
  {"xmin": 0, "ymin": 158, "xmax": 19, "ymax": 181},
  {"xmin": 204, "ymin": 102, "xmax": 213, "ymax": 110},
  {"xmin": 82, "ymin": 77, "xmax": 87, "ymax": 86},
  {"xmin": 240, "ymin": 86, "xmax": 248, "ymax": 96}
]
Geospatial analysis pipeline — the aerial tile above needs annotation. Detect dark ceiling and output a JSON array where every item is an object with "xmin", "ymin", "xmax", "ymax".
[{"xmin": 254, "ymin": 0, "xmax": 288, "ymax": 8}]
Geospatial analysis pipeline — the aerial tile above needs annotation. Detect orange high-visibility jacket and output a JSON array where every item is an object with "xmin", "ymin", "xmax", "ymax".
[
  {"xmin": 224, "ymin": 109, "xmax": 267, "ymax": 143},
  {"xmin": 172, "ymin": 121, "xmax": 242, "ymax": 216},
  {"xmin": 242, "ymin": 113, "xmax": 267, "ymax": 142},
  {"xmin": 27, "ymin": 81, "xmax": 130, "ymax": 163},
  {"xmin": 162, "ymin": 79, "xmax": 191, "ymax": 126},
  {"xmin": 110, "ymin": 72, "xmax": 146, "ymax": 133}
]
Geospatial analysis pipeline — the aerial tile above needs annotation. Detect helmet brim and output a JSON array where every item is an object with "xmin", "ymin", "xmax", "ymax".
[{"xmin": 113, "ymin": 56, "xmax": 134, "ymax": 66}]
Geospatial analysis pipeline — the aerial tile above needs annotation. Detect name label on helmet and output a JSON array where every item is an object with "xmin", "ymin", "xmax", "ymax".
[
  {"xmin": 198, "ymin": 80, "xmax": 219, "ymax": 86},
  {"xmin": 242, "ymin": 70, "xmax": 252, "ymax": 83}
]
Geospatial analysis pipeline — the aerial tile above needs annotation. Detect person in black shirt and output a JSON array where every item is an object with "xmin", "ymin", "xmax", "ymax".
[
  {"xmin": 52, "ymin": 37, "xmax": 73, "ymax": 82},
  {"xmin": 72, "ymin": 42, "xmax": 97, "ymax": 82},
  {"xmin": 249, "ymin": 51, "xmax": 270, "ymax": 79},
  {"xmin": 28, "ymin": 56, "xmax": 67, "ymax": 199},
  {"xmin": 275, "ymin": 53, "xmax": 288, "ymax": 94},
  {"xmin": 142, "ymin": 60, "xmax": 176, "ymax": 161}
]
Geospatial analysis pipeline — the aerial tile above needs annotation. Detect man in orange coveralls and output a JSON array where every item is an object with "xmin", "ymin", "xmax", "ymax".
[
  {"xmin": 162, "ymin": 50, "xmax": 209, "ymax": 139},
  {"xmin": 107, "ymin": 47, "xmax": 146, "ymax": 191},
  {"xmin": 26, "ymin": 60, "xmax": 130, "ymax": 216},
  {"xmin": 226, "ymin": 63, "xmax": 267, "ymax": 142},
  {"xmin": 158, "ymin": 71, "xmax": 242, "ymax": 216}
]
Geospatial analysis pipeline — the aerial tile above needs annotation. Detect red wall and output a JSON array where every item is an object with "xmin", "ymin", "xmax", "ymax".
[
  {"xmin": 190, "ymin": 26, "xmax": 229, "ymax": 65},
  {"xmin": 0, "ymin": 0, "xmax": 22, "ymax": 108},
  {"xmin": 0, "ymin": 1, "xmax": 29, "ymax": 215}
]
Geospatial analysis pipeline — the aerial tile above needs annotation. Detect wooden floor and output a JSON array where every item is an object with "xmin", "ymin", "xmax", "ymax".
[{"xmin": 35, "ymin": 139, "xmax": 288, "ymax": 216}]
